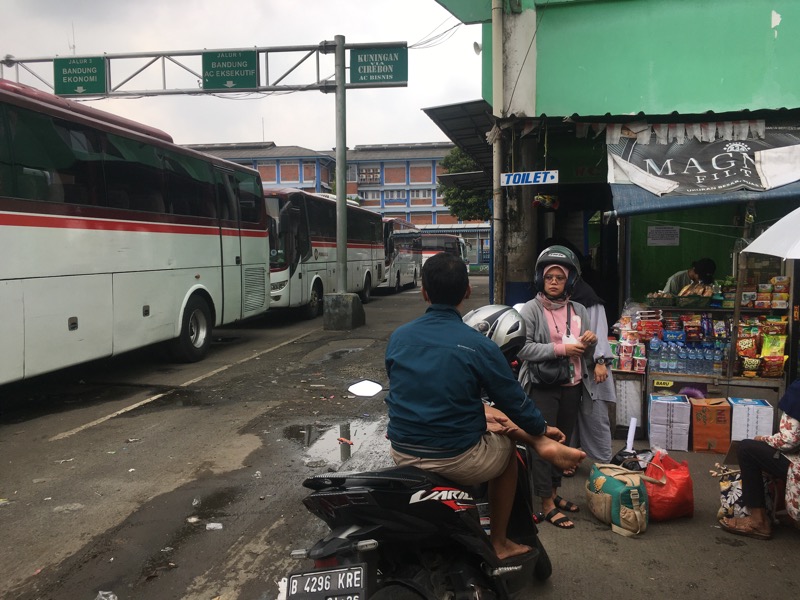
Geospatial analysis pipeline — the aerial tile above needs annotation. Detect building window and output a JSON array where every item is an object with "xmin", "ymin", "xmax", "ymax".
[
  {"xmin": 363, "ymin": 190, "xmax": 381, "ymax": 200},
  {"xmin": 346, "ymin": 164, "xmax": 358, "ymax": 182},
  {"xmin": 358, "ymin": 165, "xmax": 380, "ymax": 183},
  {"xmin": 384, "ymin": 189, "xmax": 407, "ymax": 200},
  {"xmin": 409, "ymin": 189, "xmax": 432, "ymax": 199}
]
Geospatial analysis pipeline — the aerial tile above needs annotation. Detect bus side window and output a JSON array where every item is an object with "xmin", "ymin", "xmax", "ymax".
[
  {"xmin": 165, "ymin": 150, "xmax": 215, "ymax": 218},
  {"xmin": 234, "ymin": 171, "xmax": 262, "ymax": 224},
  {"xmin": 103, "ymin": 134, "xmax": 165, "ymax": 213}
]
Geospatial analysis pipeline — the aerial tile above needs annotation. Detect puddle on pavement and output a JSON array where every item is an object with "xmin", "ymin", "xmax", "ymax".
[{"xmin": 283, "ymin": 419, "xmax": 384, "ymax": 466}]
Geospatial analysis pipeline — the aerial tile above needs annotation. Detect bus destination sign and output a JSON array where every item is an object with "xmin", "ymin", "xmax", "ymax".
[
  {"xmin": 54, "ymin": 57, "xmax": 107, "ymax": 96},
  {"xmin": 350, "ymin": 47, "xmax": 408, "ymax": 84},
  {"xmin": 202, "ymin": 50, "xmax": 259, "ymax": 90}
]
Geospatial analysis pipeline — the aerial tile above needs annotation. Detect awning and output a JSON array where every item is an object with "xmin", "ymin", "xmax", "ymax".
[
  {"xmin": 610, "ymin": 180, "xmax": 800, "ymax": 216},
  {"xmin": 422, "ymin": 99, "xmax": 494, "ymax": 175}
]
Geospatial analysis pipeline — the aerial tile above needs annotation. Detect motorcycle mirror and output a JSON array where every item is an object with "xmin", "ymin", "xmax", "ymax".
[{"xmin": 348, "ymin": 380, "xmax": 384, "ymax": 397}]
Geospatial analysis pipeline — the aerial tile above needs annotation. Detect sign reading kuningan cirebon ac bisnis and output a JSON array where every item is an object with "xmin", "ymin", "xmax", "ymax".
[{"xmin": 350, "ymin": 47, "xmax": 407, "ymax": 84}]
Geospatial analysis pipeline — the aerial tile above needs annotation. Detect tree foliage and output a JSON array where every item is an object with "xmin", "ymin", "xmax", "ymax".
[{"xmin": 438, "ymin": 148, "xmax": 490, "ymax": 221}]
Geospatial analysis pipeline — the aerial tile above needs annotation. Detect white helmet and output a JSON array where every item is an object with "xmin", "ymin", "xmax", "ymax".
[{"xmin": 463, "ymin": 304, "xmax": 526, "ymax": 359}]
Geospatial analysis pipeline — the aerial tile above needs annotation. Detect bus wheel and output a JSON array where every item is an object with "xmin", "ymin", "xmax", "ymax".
[
  {"xmin": 359, "ymin": 274, "xmax": 372, "ymax": 304},
  {"xmin": 170, "ymin": 295, "xmax": 212, "ymax": 362},
  {"xmin": 394, "ymin": 272, "xmax": 402, "ymax": 294},
  {"xmin": 304, "ymin": 281, "xmax": 323, "ymax": 319}
]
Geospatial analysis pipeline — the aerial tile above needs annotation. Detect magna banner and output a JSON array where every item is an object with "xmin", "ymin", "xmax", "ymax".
[{"xmin": 606, "ymin": 123, "xmax": 800, "ymax": 197}]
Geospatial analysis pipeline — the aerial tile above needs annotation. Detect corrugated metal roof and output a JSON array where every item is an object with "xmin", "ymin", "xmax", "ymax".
[
  {"xmin": 186, "ymin": 142, "xmax": 331, "ymax": 161},
  {"xmin": 423, "ymin": 99, "xmax": 493, "ymax": 174},
  {"xmin": 320, "ymin": 142, "xmax": 455, "ymax": 162}
]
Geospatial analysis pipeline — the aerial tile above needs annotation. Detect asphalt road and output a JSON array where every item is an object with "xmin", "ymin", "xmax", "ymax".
[{"xmin": 1, "ymin": 277, "xmax": 798, "ymax": 599}]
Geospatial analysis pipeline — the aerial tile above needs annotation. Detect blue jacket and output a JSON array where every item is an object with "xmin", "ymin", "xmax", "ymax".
[{"xmin": 385, "ymin": 304, "xmax": 547, "ymax": 458}]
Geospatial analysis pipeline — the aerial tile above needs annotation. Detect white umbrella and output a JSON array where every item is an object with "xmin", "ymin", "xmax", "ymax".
[{"xmin": 741, "ymin": 205, "xmax": 800, "ymax": 259}]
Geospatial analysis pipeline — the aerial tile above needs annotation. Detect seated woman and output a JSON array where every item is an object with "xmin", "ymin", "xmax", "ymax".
[{"xmin": 719, "ymin": 379, "xmax": 800, "ymax": 539}]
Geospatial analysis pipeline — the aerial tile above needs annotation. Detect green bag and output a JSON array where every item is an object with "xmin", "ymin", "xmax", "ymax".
[{"xmin": 585, "ymin": 463, "xmax": 665, "ymax": 537}]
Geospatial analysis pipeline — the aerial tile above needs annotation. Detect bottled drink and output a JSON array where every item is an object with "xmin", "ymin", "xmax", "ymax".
[
  {"xmin": 649, "ymin": 338, "xmax": 661, "ymax": 367},
  {"xmin": 713, "ymin": 348, "xmax": 723, "ymax": 376},
  {"xmin": 677, "ymin": 345, "xmax": 687, "ymax": 374},
  {"xmin": 659, "ymin": 342, "xmax": 670, "ymax": 372},
  {"xmin": 704, "ymin": 347, "xmax": 715, "ymax": 375},
  {"xmin": 687, "ymin": 346, "xmax": 698, "ymax": 374},
  {"xmin": 668, "ymin": 344, "xmax": 678, "ymax": 373}
]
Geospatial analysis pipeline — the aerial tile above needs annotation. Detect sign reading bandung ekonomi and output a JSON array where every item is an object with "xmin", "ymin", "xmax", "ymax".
[{"xmin": 54, "ymin": 57, "xmax": 106, "ymax": 96}]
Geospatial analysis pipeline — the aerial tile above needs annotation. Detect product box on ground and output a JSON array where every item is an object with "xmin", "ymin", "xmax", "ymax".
[
  {"xmin": 650, "ymin": 423, "xmax": 690, "ymax": 451},
  {"xmin": 649, "ymin": 394, "xmax": 691, "ymax": 426},
  {"xmin": 648, "ymin": 394, "xmax": 691, "ymax": 451},
  {"xmin": 690, "ymin": 398, "xmax": 732, "ymax": 454},
  {"xmin": 728, "ymin": 397, "xmax": 774, "ymax": 441}
]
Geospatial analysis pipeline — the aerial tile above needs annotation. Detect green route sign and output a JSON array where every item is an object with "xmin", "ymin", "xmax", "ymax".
[
  {"xmin": 350, "ymin": 47, "xmax": 408, "ymax": 84},
  {"xmin": 53, "ymin": 57, "xmax": 106, "ymax": 96},
  {"xmin": 202, "ymin": 50, "xmax": 258, "ymax": 90}
]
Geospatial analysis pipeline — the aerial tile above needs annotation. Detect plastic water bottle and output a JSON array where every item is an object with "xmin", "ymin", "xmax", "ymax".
[
  {"xmin": 668, "ymin": 344, "xmax": 678, "ymax": 373},
  {"xmin": 649, "ymin": 338, "xmax": 661, "ymax": 367},
  {"xmin": 713, "ymin": 348, "xmax": 723, "ymax": 376},
  {"xmin": 704, "ymin": 347, "xmax": 715, "ymax": 375},
  {"xmin": 677, "ymin": 345, "xmax": 687, "ymax": 374},
  {"xmin": 659, "ymin": 342, "xmax": 670, "ymax": 372},
  {"xmin": 686, "ymin": 346, "xmax": 697, "ymax": 374}
]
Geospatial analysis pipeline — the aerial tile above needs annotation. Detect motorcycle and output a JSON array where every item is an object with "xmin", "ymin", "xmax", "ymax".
[{"xmin": 277, "ymin": 381, "xmax": 551, "ymax": 600}]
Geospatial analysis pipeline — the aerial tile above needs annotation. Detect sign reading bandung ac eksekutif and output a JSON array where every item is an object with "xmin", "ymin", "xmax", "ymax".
[
  {"xmin": 202, "ymin": 50, "xmax": 258, "ymax": 90},
  {"xmin": 350, "ymin": 47, "xmax": 408, "ymax": 84},
  {"xmin": 500, "ymin": 170, "xmax": 559, "ymax": 186}
]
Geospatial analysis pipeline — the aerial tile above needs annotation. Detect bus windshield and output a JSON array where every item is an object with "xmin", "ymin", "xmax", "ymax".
[{"xmin": 265, "ymin": 195, "xmax": 288, "ymax": 269}]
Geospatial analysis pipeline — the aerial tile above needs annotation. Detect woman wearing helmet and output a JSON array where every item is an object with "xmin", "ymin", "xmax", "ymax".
[{"xmin": 516, "ymin": 245, "xmax": 598, "ymax": 529}]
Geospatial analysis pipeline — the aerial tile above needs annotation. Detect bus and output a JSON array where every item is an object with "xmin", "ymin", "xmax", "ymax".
[
  {"xmin": 379, "ymin": 217, "xmax": 421, "ymax": 292},
  {"xmin": 0, "ymin": 79, "xmax": 270, "ymax": 385},
  {"xmin": 264, "ymin": 188, "xmax": 383, "ymax": 318},
  {"xmin": 420, "ymin": 233, "xmax": 469, "ymax": 271}
]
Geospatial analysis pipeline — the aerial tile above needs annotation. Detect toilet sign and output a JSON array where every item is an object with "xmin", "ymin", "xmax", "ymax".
[{"xmin": 500, "ymin": 170, "xmax": 559, "ymax": 186}]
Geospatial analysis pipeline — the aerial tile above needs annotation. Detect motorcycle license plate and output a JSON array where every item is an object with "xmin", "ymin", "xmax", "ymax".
[{"xmin": 287, "ymin": 564, "xmax": 365, "ymax": 600}]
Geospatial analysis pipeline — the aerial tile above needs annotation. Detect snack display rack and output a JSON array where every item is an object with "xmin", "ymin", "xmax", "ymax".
[{"xmin": 641, "ymin": 254, "xmax": 796, "ymax": 433}]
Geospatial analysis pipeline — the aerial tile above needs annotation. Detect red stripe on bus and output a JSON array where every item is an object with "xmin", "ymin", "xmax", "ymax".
[
  {"xmin": 0, "ymin": 212, "xmax": 267, "ymax": 237},
  {"xmin": 313, "ymin": 241, "xmax": 382, "ymax": 249}
]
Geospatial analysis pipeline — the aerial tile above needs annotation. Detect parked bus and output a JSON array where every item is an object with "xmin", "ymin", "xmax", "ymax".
[
  {"xmin": 0, "ymin": 79, "xmax": 270, "ymax": 385},
  {"xmin": 420, "ymin": 233, "xmax": 469, "ymax": 270},
  {"xmin": 379, "ymin": 217, "xmax": 422, "ymax": 292},
  {"xmin": 264, "ymin": 188, "xmax": 383, "ymax": 318}
]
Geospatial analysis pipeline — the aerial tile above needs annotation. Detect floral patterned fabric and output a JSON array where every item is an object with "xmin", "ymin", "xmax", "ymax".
[{"xmin": 763, "ymin": 414, "xmax": 800, "ymax": 520}]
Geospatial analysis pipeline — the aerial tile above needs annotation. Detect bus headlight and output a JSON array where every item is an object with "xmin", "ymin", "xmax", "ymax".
[{"xmin": 271, "ymin": 281, "xmax": 288, "ymax": 292}]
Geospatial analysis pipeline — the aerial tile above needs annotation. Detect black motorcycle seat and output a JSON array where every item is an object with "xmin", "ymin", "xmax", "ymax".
[{"xmin": 303, "ymin": 465, "xmax": 487, "ymax": 497}]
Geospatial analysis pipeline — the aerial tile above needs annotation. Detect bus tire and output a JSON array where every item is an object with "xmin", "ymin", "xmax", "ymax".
[
  {"xmin": 394, "ymin": 272, "xmax": 402, "ymax": 294},
  {"xmin": 170, "ymin": 295, "xmax": 212, "ymax": 363},
  {"xmin": 303, "ymin": 281, "xmax": 323, "ymax": 319},
  {"xmin": 359, "ymin": 274, "xmax": 372, "ymax": 304}
]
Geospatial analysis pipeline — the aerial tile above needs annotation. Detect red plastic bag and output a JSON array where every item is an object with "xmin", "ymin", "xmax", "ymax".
[{"xmin": 644, "ymin": 451, "xmax": 694, "ymax": 521}]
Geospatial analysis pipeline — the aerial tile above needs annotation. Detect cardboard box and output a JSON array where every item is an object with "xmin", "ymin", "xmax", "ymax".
[
  {"xmin": 729, "ymin": 397, "xmax": 774, "ymax": 441},
  {"xmin": 648, "ymin": 394, "xmax": 691, "ymax": 451},
  {"xmin": 649, "ymin": 394, "xmax": 691, "ymax": 426},
  {"xmin": 690, "ymin": 398, "xmax": 732, "ymax": 454},
  {"xmin": 650, "ymin": 423, "xmax": 690, "ymax": 451}
]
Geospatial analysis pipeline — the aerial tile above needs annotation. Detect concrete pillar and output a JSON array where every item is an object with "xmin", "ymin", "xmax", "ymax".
[
  {"xmin": 504, "ymin": 136, "xmax": 538, "ymax": 306},
  {"xmin": 323, "ymin": 293, "xmax": 365, "ymax": 330}
]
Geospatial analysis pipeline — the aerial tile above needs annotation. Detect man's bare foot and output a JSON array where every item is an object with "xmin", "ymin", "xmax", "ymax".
[
  {"xmin": 533, "ymin": 437, "xmax": 585, "ymax": 472},
  {"xmin": 492, "ymin": 539, "xmax": 532, "ymax": 561}
]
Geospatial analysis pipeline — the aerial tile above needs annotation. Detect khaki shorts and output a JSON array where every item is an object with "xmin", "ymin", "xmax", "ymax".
[{"xmin": 390, "ymin": 432, "xmax": 514, "ymax": 486}]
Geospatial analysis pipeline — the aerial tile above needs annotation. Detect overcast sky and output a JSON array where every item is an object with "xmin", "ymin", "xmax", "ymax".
[{"xmin": 2, "ymin": 0, "xmax": 482, "ymax": 150}]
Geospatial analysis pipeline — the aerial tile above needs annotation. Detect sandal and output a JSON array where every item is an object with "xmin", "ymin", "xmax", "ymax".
[
  {"xmin": 544, "ymin": 507, "xmax": 575, "ymax": 529},
  {"xmin": 554, "ymin": 495, "xmax": 580, "ymax": 513},
  {"xmin": 719, "ymin": 518, "xmax": 771, "ymax": 540},
  {"xmin": 562, "ymin": 467, "xmax": 576, "ymax": 478}
]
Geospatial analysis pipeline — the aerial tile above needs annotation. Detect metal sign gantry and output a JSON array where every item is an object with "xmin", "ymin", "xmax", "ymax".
[{"xmin": 1, "ymin": 41, "xmax": 408, "ymax": 97}]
